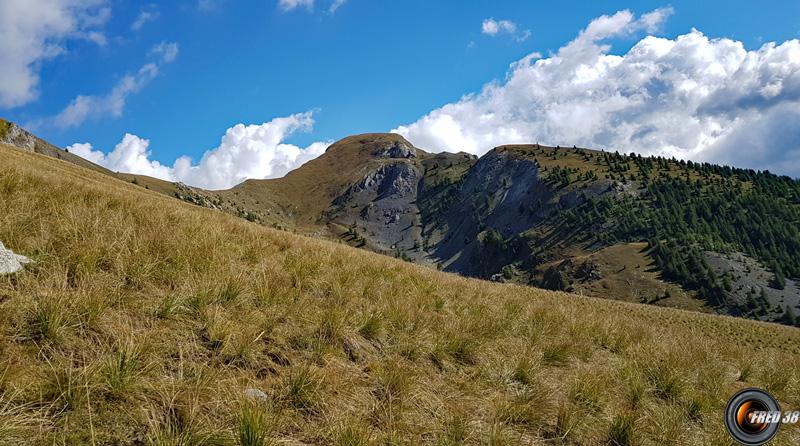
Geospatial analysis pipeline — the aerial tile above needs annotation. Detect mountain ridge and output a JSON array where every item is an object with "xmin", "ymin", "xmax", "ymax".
[{"xmin": 3, "ymin": 118, "xmax": 798, "ymax": 327}]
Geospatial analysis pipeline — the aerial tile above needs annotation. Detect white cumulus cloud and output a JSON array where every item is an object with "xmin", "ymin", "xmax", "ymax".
[
  {"xmin": 69, "ymin": 112, "xmax": 331, "ymax": 190},
  {"xmin": 69, "ymin": 135, "xmax": 172, "ymax": 179},
  {"xmin": 394, "ymin": 8, "xmax": 800, "ymax": 177},
  {"xmin": 52, "ymin": 41, "xmax": 179, "ymax": 128},
  {"xmin": 0, "ymin": 0, "xmax": 110, "ymax": 108}
]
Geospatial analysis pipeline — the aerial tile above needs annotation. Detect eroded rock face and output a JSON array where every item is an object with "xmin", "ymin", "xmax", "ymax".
[
  {"xmin": 373, "ymin": 141, "xmax": 416, "ymax": 159},
  {"xmin": 0, "ymin": 122, "xmax": 35, "ymax": 152},
  {"xmin": 425, "ymin": 150, "xmax": 547, "ymax": 274},
  {"xmin": 0, "ymin": 241, "xmax": 31, "ymax": 274},
  {"xmin": 327, "ymin": 161, "xmax": 424, "ymax": 257},
  {"xmin": 333, "ymin": 163, "xmax": 419, "ymax": 204}
]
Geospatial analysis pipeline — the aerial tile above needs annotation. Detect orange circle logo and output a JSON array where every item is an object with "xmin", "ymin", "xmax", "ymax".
[{"xmin": 725, "ymin": 388, "xmax": 781, "ymax": 445}]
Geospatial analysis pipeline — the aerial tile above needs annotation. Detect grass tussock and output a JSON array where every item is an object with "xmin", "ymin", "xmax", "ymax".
[
  {"xmin": 276, "ymin": 365, "xmax": 322, "ymax": 413},
  {"xmin": 102, "ymin": 335, "xmax": 145, "ymax": 396},
  {"xmin": 608, "ymin": 412, "xmax": 636, "ymax": 446},
  {"xmin": 237, "ymin": 402, "xmax": 275, "ymax": 446},
  {"xmin": 0, "ymin": 144, "xmax": 799, "ymax": 444}
]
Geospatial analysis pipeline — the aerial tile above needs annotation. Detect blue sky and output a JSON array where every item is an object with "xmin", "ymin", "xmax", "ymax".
[{"xmin": 2, "ymin": 1, "xmax": 800, "ymax": 188}]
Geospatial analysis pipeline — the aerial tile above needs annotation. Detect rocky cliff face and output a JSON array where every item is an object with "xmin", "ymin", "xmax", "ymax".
[
  {"xmin": 373, "ymin": 140, "xmax": 416, "ymax": 159},
  {"xmin": 326, "ymin": 160, "xmax": 424, "ymax": 258},
  {"xmin": 0, "ymin": 120, "xmax": 36, "ymax": 152},
  {"xmin": 420, "ymin": 149, "xmax": 549, "ymax": 276},
  {"xmin": 321, "ymin": 142, "xmax": 574, "ymax": 276}
]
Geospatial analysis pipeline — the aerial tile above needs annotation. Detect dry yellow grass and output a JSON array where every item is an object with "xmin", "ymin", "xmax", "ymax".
[{"xmin": 0, "ymin": 143, "xmax": 799, "ymax": 445}]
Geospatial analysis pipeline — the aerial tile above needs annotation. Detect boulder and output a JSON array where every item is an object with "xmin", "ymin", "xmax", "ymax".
[
  {"xmin": 0, "ymin": 241, "xmax": 31, "ymax": 274},
  {"xmin": 244, "ymin": 387, "xmax": 268, "ymax": 402}
]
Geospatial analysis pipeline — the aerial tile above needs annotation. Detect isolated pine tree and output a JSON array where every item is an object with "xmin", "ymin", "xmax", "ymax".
[{"xmin": 781, "ymin": 306, "xmax": 796, "ymax": 326}]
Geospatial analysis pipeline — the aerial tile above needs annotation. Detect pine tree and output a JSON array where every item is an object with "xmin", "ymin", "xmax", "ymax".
[
  {"xmin": 771, "ymin": 264, "xmax": 786, "ymax": 290},
  {"xmin": 781, "ymin": 306, "xmax": 796, "ymax": 326}
]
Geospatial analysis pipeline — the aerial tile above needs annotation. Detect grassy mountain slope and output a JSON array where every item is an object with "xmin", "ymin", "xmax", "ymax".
[
  {"xmin": 0, "ymin": 118, "xmax": 298, "ymax": 231},
  {"xmin": 2, "ymin": 144, "xmax": 800, "ymax": 445},
  {"xmin": 0, "ymin": 118, "xmax": 112, "ymax": 176}
]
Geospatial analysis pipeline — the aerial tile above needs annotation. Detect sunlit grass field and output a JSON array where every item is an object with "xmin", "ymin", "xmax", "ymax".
[{"xmin": 0, "ymin": 143, "xmax": 798, "ymax": 445}]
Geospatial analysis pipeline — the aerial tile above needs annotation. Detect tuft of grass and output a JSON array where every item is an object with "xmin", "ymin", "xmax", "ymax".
[
  {"xmin": 569, "ymin": 372, "xmax": 608, "ymax": 411},
  {"xmin": 157, "ymin": 295, "xmax": 185, "ymax": 319},
  {"xmin": 644, "ymin": 362, "xmax": 684, "ymax": 401},
  {"xmin": 542, "ymin": 342, "xmax": 572, "ymax": 366},
  {"xmin": 145, "ymin": 387, "xmax": 225, "ymax": 446},
  {"xmin": 28, "ymin": 296, "xmax": 71, "ymax": 343},
  {"xmin": 644, "ymin": 404, "xmax": 691, "ymax": 444},
  {"xmin": 331, "ymin": 421, "xmax": 373, "ymax": 446},
  {"xmin": 369, "ymin": 362, "xmax": 411, "ymax": 429},
  {"xmin": 552, "ymin": 404, "xmax": 577, "ymax": 441},
  {"xmin": 102, "ymin": 337, "xmax": 144, "ymax": 396},
  {"xmin": 441, "ymin": 334, "xmax": 480, "ymax": 365},
  {"xmin": 760, "ymin": 361, "xmax": 792, "ymax": 395},
  {"xmin": 357, "ymin": 312, "xmax": 382, "ymax": 341},
  {"xmin": 277, "ymin": 366, "xmax": 322, "ymax": 413},
  {"xmin": 608, "ymin": 413, "xmax": 635, "ymax": 446},
  {"xmin": 237, "ymin": 403, "xmax": 273, "ymax": 446},
  {"xmin": 372, "ymin": 363, "xmax": 410, "ymax": 404},
  {"xmin": 187, "ymin": 288, "xmax": 216, "ymax": 315},
  {"xmin": 625, "ymin": 379, "xmax": 646, "ymax": 410},
  {"xmin": 496, "ymin": 388, "xmax": 549, "ymax": 427},
  {"xmin": 510, "ymin": 357, "xmax": 535, "ymax": 386},
  {"xmin": 225, "ymin": 329, "xmax": 265, "ymax": 367},
  {"xmin": 436, "ymin": 412, "xmax": 471, "ymax": 445},
  {"xmin": 684, "ymin": 399, "xmax": 705, "ymax": 423},
  {"xmin": 483, "ymin": 423, "xmax": 513, "ymax": 446},
  {"xmin": 737, "ymin": 363, "xmax": 753, "ymax": 382},
  {"xmin": 218, "ymin": 277, "xmax": 245, "ymax": 305},
  {"xmin": 41, "ymin": 359, "xmax": 84, "ymax": 412},
  {"xmin": 314, "ymin": 310, "xmax": 344, "ymax": 346}
]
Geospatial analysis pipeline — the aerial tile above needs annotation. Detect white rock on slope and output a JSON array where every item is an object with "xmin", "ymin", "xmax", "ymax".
[
  {"xmin": 0, "ymin": 241, "xmax": 31, "ymax": 274},
  {"xmin": 244, "ymin": 388, "xmax": 268, "ymax": 402}
]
